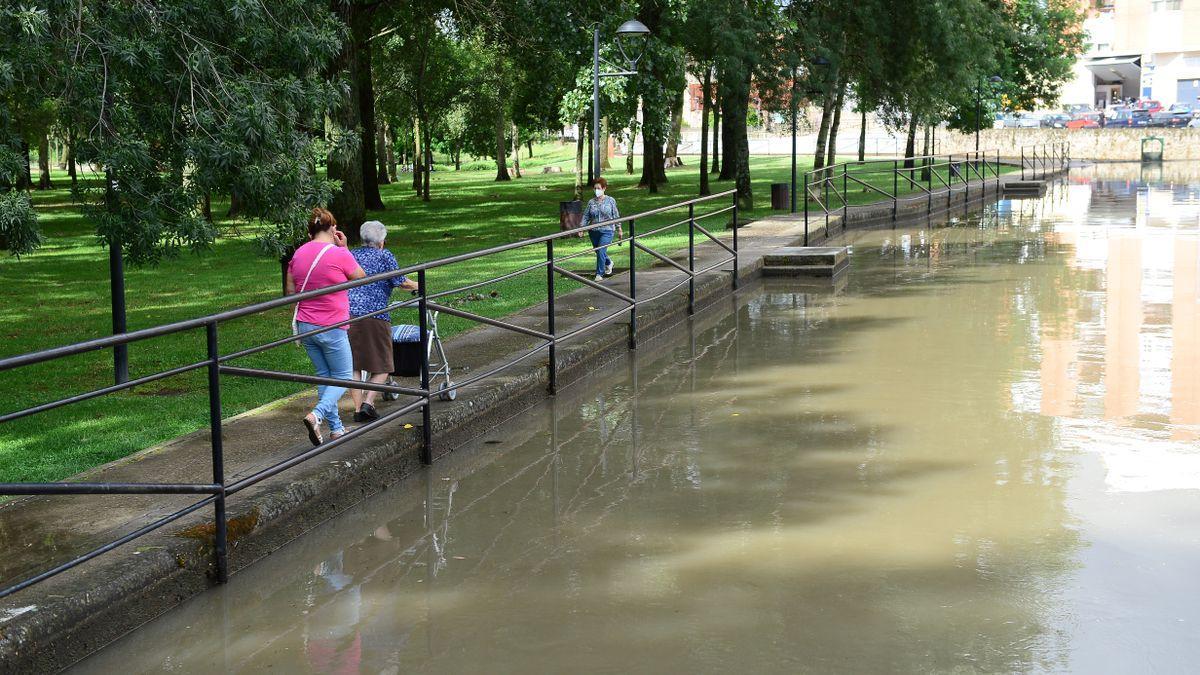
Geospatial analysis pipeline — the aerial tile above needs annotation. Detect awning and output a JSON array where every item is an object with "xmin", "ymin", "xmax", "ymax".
[{"xmin": 1084, "ymin": 55, "xmax": 1142, "ymax": 83}]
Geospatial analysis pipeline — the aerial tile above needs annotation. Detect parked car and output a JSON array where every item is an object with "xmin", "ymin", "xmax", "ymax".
[
  {"xmin": 1150, "ymin": 103, "xmax": 1196, "ymax": 128},
  {"xmin": 1002, "ymin": 112, "xmax": 1042, "ymax": 128},
  {"xmin": 1041, "ymin": 113, "xmax": 1070, "ymax": 128},
  {"xmin": 1133, "ymin": 99, "xmax": 1164, "ymax": 114},
  {"xmin": 1066, "ymin": 111, "xmax": 1101, "ymax": 129},
  {"xmin": 1107, "ymin": 108, "xmax": 1153, "ymax": 127}
]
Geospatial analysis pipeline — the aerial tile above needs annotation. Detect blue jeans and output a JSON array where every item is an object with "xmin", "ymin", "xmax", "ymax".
[
  {"xmin": 298, "ymin": 322, "xmax": 353, "ymax": 433},
  {"xmin": 589, "ymin": 227, "xmax": 614, "ymax": 277}
]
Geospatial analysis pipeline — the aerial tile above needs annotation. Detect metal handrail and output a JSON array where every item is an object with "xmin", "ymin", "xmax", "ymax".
[{"xmin": 0, "ymin": 188, "xmax": 740, "ymax": 600}]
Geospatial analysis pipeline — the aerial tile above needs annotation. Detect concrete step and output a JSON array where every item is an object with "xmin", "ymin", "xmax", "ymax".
[
  {"xmin": 762, "ymin": 246, "xmax": 848, "ymax": 268},
  {"xmin": 762, "ymin": 258, "xmax": 849, "ymax": 278}
]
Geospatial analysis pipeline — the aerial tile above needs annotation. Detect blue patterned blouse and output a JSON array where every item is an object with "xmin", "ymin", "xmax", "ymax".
[
  {"xmin": 348, "ymin": 247, "xmax": 407, "ymax": 322},
  {"xmin": 580, "ymin": 195, "xmax": 621, "ymax": 232}
]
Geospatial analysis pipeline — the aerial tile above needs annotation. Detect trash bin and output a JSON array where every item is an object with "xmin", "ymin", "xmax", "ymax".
[
  {"xmin": 770, "ymin": 182, "xmax": 790, "ymax": 210},
  {"xmin": 559, "ymin": 200, "xmax": 582, "ymax": 234},
  {"xmin": 1141, "ymin": 136, "xmax": 1164, "ymax": 163}
]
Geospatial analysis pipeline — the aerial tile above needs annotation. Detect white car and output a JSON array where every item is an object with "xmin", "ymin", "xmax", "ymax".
[{"xmin": 1002, "ymin": 112, "xmax": 1043, "ymax": 128}]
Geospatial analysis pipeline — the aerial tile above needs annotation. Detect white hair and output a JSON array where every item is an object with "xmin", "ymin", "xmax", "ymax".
[{"xmin": 360, "ymin": 220, "xmax": 387, "ymax": 246}]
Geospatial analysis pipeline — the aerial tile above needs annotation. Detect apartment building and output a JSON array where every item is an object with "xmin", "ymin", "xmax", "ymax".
[{"xmin": 1062, "ymin": 0, "xmax": 1200, "ymax": 108}]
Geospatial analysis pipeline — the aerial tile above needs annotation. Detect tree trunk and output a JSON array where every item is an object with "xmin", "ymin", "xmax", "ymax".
[
  {"xmin": 422, "ymin": 133, "xmax": 431, "ymax": 200},
  {"xmin": 626, "ymin": 119, "xmax": 637, "ymax": 174},
  {"xmin": 825, "ymin": 81, "xmax": 845, "ymax": 167},
  {"xmin": 67, "ymin": 130, "xmax": 77, "ymax": 189},
  {"xmin": 511, "ymin": 123, "xmax": 522, "ymax": 178},
  {"xmin": 638, "ymin": 99, "xmax": 663, "ymax": 193},
  {"xmin": 327, "ymin": 0, "xmax": 365, "ymax": 235},
  {"xmin": 37, "ymin": 134, "xmax": 52, "ymax": 189},
  {"xmin": 574, "ymin": 118, "xmax": 586, "ymax": 199},
  {"xmin": 227, "ymin": 192, "xmax": 241, "ymax": 218},
  {"xmin": 411, "ymin": 117, "xmax": 422, "ymax": 190},
  {"xmin": 733, "ymin": 73, "xmax": 753, "ymax": 210},
  {"xmin": 903, "ymin": 114, "xmax": 918, "ymax": 169},
  {"xmin": 356, "ymin": 14, "xmax": 384, "ymax": 212},
  {"xmin": 202, "ymin": 193, "xmax": 213, "ymax": 222},
  {"xmin": 494, "ymin": 111, "xmax": 511, "ymax": 181},
  {"xmin": 56, "ymin": 136, "xmax": 67, "ymax": 170},
  {"xmin": 526, "ymin": 139, "xmax": 533, "ymax": 158},
  {"xmin": 665, "ymin": 90, "xmax": 684, "ymax": 161},
  {"xmin": 858, "ymin": 108, "xmax": 867, "ymax": 162},
  {"xmin": 376, "ymin": 122, "xmax": 390, "ymax": 185},
  {"xmin": 699, "ymin": 69, "xmax": 711, "ymax": 196},
  {"xmin": 812, "ymin": 95, "xmax": 833, "ymax": 172},
  {"xmin": 385, "ymin": 122, "xmax": 397, "ymax": 180},
  {"xmin": 719, "ymin": 85, "xmax": 735, "ymax": 181},
  {"xmin": 710, "ymin": 86, "xmax": 720, "ymax": 175},
  {"xmin": 454, "ymin": 148, "xmax": 461, "ymax": 170},
  {"xmin": 920, "ymin": 124, "xmax": 931, "ymax": 181}
]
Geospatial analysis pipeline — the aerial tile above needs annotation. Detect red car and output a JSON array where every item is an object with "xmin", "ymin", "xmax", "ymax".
[
  {"xmin": 1066, "ymin": 111, "xmax": 1100, "ymax": 128},
  {"xmin": 1133, "ymin": 99, "xmax": 1163, "ymax": 114}
]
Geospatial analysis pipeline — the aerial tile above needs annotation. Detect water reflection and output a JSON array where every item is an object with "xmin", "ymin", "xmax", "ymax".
[{"xmin": 76, "ymin": 165, "xmax": 1200, "ymax": 673}]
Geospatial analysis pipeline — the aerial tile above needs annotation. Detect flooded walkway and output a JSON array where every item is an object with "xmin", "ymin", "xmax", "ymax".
[{"xmin": 78, "ymin": 164, "xmax": 1200, "ymax": 672}]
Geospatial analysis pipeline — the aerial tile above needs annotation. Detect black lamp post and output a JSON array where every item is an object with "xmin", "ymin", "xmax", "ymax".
[
  {"xmin": 791, "ymin": 56, "xmax": 830, "ymax": 213},
  {"xmin": 975, "ymin": 75, "xmax": 1003, "ymax": 153},
  {"xmin": 590, "ymin": 19, "xmax": 650, "ymax": 182}
]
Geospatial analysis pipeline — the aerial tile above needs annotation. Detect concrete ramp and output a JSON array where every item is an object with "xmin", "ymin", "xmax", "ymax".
[{"xmin": 762, "ymin": 246, "xmax": 849, "ymax": 278}]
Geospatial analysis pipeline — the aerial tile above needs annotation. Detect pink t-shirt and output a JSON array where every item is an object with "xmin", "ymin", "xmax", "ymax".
[{"xmin": 289, "ymin": 241, "xmax": 361, "ymax": 328}]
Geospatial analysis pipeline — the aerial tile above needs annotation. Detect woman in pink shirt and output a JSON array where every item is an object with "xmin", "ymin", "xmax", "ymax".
[{"xmin": 287, "ymin": 208, "xmax": 366, "ymax": 445}]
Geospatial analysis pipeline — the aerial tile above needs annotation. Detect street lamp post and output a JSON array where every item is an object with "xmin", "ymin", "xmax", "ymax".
[
  {"xmin": 590, "ymin": 19, "xmax": 650, "ymax": 183},
  {"xmin": 975, "ymin": 75, "xmax": 1003, "ymax": 153}
]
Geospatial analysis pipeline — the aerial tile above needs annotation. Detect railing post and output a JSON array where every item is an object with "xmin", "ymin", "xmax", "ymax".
[
  {"xmin": 842, "ymin": 164, "xmax": 848, "ymax": 225},
  {"xmin": 546, "ymin": 239, "xmax": 556, "ymax": 394},
  {"xmin": 731, "ymin": 193, "xmax": 739, "ymax": 290},
  {"xmin": 803, "ymin": 172, "xmax": 809, "ymax": 246},
  {"xmin": 687, "ymin": 203, "xmax": 695, "ymax": 315},
  {"xmin": 417, "ymin": 269, "xmax": 432, "ymax": 464},
  {"xmin": 1021, "ymin": 147, "xmax": 1025, "ymax": 180},
  {"xmin": 205, "ymin": 321, "xmax": 228, "ymax": 584},
  {"xmin": 892, "ymin": 159, "xmax": 898, "ymax": 220},
  {"xmin": 628, "ymin": 219, "xmax": 637, "ymax": 350}
]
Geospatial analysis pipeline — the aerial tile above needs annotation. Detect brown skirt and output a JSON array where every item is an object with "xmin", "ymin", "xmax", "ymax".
[{"xmin": 348, "ymin": 318, "xmax": 394, "ymax": 374}]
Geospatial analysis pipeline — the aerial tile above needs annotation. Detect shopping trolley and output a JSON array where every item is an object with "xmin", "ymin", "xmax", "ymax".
[{"xmin": 385, "ymin": 308, "xmax": 456, "ymax": 402}]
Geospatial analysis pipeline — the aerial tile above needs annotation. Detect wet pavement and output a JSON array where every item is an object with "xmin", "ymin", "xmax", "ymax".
[{"xmin": 73, "ymin": 163, "xmax": 1200, "ymax": 672}]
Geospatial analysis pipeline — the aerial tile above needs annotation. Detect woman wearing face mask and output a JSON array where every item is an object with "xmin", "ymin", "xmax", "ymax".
[{"xmin": 579, "ymin": 177, "xmax": 623, "ymax": 282}]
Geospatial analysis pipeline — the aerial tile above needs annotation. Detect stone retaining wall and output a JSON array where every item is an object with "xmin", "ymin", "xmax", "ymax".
[{"xmin": 936, "ymin": 128, "xmax": 1200, "ymax": 162}]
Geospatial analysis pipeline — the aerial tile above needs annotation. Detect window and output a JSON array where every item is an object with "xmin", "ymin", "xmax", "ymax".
[
  {"xmin": 1152, "ymin": 0, "xmax": 1182, "ymax": 11},
  {"xmin": 1095, "ymin": 0, "xmax": 1114, "ymax": 8},
  {"xmin": 1094, "ymin": 43, "xmax": 1111, "ymax": 53}
]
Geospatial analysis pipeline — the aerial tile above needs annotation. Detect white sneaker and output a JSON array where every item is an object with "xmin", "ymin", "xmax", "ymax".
[
  {"xmin": 594, "ymin": 274, "xmax": 604, "ymax": 282},
  {"xmin": 604, "ymin": 260, "xmax": 614, "ymax": 276}
]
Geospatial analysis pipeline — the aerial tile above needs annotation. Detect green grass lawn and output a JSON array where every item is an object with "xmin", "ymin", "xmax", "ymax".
[{"xmin": 0, "ymin": 145, "xmax": 1009, "ymax": 482}]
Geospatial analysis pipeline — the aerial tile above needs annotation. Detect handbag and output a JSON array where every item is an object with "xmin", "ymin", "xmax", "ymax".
[{"xmin": 291, "ymin": 243, "xmax": 335, "ymax": 338}]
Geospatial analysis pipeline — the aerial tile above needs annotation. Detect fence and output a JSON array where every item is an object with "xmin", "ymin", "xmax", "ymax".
[
  {"xmin": 1020, "ymin": 142, "xmax": 1070, "ymax": 180},
  {"xmin": 0, "ymin": 189, "xmax": 739, "ymax": 599},
  {"xmin": 798, "ymin": 150, "xmax": 1005, "ymax": 245}
]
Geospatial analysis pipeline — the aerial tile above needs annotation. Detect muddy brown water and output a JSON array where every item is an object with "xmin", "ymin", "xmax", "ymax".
[{"xmin": 75, "ymin": 165, "xmax": 1200, "ymax": 673}]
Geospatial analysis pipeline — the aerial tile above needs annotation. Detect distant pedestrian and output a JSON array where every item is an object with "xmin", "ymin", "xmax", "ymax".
[
  {"xmin": 580, "ymin": 177, "xmax": 623, "ymax": 282},
  {"xmin": 288, "ymin": 208, "xmax": 366, "ymax": 446},
  {"xmin": 347, "ymin": 220, "xmax": 417, "ymax": 422}
]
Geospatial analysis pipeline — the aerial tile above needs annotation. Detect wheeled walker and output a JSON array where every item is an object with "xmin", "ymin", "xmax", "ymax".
[{"xmin": 384, "ymin": 309, "xmax": 456, "ymax": 402}]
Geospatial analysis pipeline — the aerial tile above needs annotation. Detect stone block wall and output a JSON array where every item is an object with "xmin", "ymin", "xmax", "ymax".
[{"xmin": 936, "ymin": 128, "xmax": 1200, "ymax": 162}]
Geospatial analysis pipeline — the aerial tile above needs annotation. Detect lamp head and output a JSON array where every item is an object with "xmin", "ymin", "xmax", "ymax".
[
  {"xmin": 989, "ymin": 75, "xmax": 1003, "ymax": 83},
  {"xmin": 615, "ymin": 19, "xmax": 651, "ymax": 67}
]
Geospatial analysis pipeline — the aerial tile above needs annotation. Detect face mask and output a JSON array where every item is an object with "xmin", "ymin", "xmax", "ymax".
[{"xmin": 594, "ymin": 188, "xmax": 604, "ymax": 198}]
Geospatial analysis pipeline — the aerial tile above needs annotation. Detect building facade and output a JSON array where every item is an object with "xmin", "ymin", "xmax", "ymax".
[{"xmin": 1062, "ymin": 0, "xmax": 1200, "ymax": 109}]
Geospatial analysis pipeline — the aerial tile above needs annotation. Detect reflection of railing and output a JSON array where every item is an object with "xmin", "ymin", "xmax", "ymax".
[
  {"xmin": 1020, "ymin": 142, "xmax": 1070, "ymax": 180},
  {"xmin": 0, "ymin": 189, "xmax": 739, "ymax": 599},
  {"xmin": 799, "ymin": 151, "xmax": 1006, "ymax": 245}
]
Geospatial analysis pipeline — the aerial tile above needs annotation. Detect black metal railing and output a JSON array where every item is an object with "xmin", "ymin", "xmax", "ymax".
[
  {"xmin": 1019, "ymin": 142, "xmax": 1070, "ymax": 180},
  {"xmin": 799, "ymin": 150, "xmax": 1005, "ymax": 245},
  {"xmin": 0, "ymin": 188, "xmax": 739, "ymax": 599}
]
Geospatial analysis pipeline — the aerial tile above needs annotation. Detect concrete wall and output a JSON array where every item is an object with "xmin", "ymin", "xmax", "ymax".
[{"xmin": 936, "ymin": 128, "xmax": 1200, "ymax": 161}]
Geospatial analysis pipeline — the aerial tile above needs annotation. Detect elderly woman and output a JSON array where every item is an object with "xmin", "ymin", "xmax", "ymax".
[
  {"xmin": 288, "ymin": 208, "xmax": 366, "ymax": 446},
  {"xmin": 348, "ymin": 220, "xmax": 418, "ymax": 422},
  {"xmin": 579, "ymin": 176, "xmax": 623, "ymax": 282}
]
